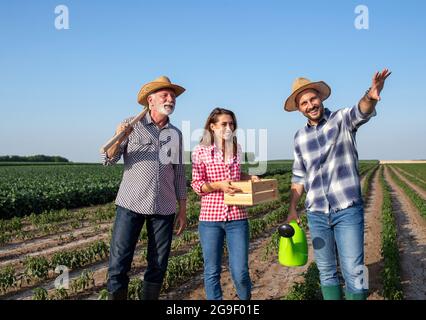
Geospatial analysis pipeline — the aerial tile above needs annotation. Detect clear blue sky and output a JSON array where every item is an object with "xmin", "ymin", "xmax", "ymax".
[{"xmin": 1, "ymin": 0, "xmax": 425, "ymax": 162}]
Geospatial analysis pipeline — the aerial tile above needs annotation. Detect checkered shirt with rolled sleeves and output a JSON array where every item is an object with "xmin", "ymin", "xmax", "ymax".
[
  {"xmin": 292, "ymin": 106, "xmax": 376, "ymax": 214},
  {"xmin": 191, "ymin": 143, "xmax": 248, "ymax": 222},
  {"xmin": 101, "ymin": 112, "xmax": 187, "ymax": 215}
]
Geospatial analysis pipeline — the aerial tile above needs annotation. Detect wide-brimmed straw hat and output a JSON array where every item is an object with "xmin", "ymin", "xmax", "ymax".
[
  {"xmin": 137, "ymin": 76, "xmax": 185, "ymax": 107},
  {"xmin": 284, "ymin": 77, "xmax": 331, "ymax": 112}
]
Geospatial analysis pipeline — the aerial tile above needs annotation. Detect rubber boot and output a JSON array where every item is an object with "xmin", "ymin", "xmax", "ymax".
[
  {"xmin": 345, "ymin": 291, "xmax": 367, "ymax": 300},
  {"xmin": 142, "ymin": 280, "xmax": 162, "ymax": 300},
  {"xmin": 108, "ymin": 288, "xmax": 128, "ymax": 300},
  {"xmin": 321, "ymin": 285, "xmax": 342, "ymax": 300}
]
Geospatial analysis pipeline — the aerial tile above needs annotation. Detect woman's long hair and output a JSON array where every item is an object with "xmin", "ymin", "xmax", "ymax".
[{"xmin": 200, "ymin": 107, "xmax": 238, "ymax": 157}]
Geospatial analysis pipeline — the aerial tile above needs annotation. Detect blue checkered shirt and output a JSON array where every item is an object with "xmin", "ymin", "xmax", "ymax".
[{"xmin": 291, "ymin": 105, "xmax": 376, "ymax": 213}]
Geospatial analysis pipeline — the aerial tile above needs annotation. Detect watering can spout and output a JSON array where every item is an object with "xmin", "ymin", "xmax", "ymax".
[{"xmin": 278, "ymin": 220, "xmax": 308, "ymax": 267}]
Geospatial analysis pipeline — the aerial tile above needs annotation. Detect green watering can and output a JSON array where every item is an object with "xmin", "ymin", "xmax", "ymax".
[{"xmin": 278, "ymin": 221, "xmax": 308, "ymax": 267}]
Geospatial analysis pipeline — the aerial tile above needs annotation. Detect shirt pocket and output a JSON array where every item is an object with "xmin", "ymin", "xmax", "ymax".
[
  {"xmin": 159, "ymin": 136, "xmax": 175, "ymax": 164},
  {"xmin": 128, "ymin": 135, "xmax": 154, "ymax": 153},
  {"xmin": 323, "ymin": 125, "xmax": 339, "ymax": 149}
]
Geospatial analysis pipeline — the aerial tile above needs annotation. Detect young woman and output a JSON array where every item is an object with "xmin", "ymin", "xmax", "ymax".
[{"xmin": 191, "ymin": 107, "xmax": 259, "ymax": 300}]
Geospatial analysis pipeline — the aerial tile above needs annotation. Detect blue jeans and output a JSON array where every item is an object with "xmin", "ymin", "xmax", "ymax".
[
  {"xmin": 307, "ymin": 204, "xmax": 367, "ymax": 295},
  {"xmin": 107, "ymin": 205, "xmax": 175, "ymax": 294},
  {"xmin": 198, "ymin": 219, "xmax": 251, "ymax": 300}
]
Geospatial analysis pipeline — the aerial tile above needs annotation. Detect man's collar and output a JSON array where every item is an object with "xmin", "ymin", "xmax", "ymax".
[
  {"xmin": 144, "ymin": 111, "xmax": 153, "ymax": 125},
  {"xmin": 143, "ymin": 111, "xmax": 170, "ymax": 128},
  {"xmin": 306, "ymin": 108, "xmax": 331, "ymax": 128}
]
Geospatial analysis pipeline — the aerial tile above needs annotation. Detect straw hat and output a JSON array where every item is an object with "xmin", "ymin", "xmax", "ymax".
[
  {"xmin": 284, "ymin": 77, "xmax": 331, "ymax": 112},
  {"xmin": 137, "ymin": 76, "xmax": 185, "ymax": 107}
]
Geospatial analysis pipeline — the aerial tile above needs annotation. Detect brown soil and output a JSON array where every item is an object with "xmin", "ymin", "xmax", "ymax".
[
  {"xmin": 5, "ymin": 237, "xmax": 200, "ymax": 300},
  {"xmin": 0, "ymin": 222, "xmax": 112, "ymax": 265},
  {"xmin": 363, "ymin": 168, "xmax": 384, "ymax": 300},
  {"xmin": 0, "ymin": 230, "xmax": 110, "ymax": 270}
]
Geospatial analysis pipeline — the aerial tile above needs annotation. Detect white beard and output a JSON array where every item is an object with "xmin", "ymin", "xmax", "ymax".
[{"xmin": 157, "ymin": 104, "xmax": 174, "ymax": 116}]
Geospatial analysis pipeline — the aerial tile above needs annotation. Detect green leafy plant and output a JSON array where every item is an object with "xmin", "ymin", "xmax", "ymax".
[
  {"xmin": 0, "ymin": 266, "xmax": 17, "ymax": 293},
  {"xmin": 98, "ymin": 288, "xmax": 109, "ymax": 300},
  {"xmin": 23, "ymin": 256, "xmax": 50, "ymax": 280},
  {"xmin": 32, "ymin": 287, "xmax": 49, "ymax": 300},
  {"xmin": 128, "ymin": 278, "xmax": 143, "ymax": 300},
  {"xmin": 284, "ymin": 263, "xmax": 322, "ymax": 300},
  {"xmin": 380, "ymin": 167, "xmax": 404, "ymax": 300},
  {"xmin": 70, "ymin": 270, "xmax": 95, "ymax": 293}
]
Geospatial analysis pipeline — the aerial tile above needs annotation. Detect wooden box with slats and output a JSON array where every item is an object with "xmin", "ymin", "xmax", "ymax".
[{"xmin": 223, "ymin": 179, "xmax": 279, "ymax": 206}]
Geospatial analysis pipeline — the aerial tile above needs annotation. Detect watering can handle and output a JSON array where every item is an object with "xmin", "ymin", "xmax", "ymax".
[{"xmin": 278, "ymin": 223, "xmax": 295, "ymax": 238}]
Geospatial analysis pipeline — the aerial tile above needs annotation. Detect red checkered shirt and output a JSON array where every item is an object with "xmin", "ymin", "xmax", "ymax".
[{"xmin": 191, "ymin": 143, "xmax": 248, "ymax": 222}]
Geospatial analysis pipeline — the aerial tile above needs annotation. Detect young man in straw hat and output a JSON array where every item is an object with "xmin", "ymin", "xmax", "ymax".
[
  {"xmin": 101, "ymin": 76, "xmax": 187, "ymax": 300},
  {"xmin": 284, "ymin": 69, "xmax": 391, "ymax": 300}
]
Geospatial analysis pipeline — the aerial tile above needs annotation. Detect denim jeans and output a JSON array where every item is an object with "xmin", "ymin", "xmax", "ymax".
[
  {"xmin": 107, "ymin": 205, "xmax": 175, "ymax": 294},
  {"xmin": 198, "ymin": 219, "xmax": 251, "ymax": 300},
  {"xmin": 307, "ymin": 203, "xmax": 367, "ymax": 295}
]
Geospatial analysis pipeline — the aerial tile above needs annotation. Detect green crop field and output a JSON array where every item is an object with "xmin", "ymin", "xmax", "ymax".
[
  {"xmin": 0, "ymin": 160, "xmax": 373, "ymax": 219},
  {"xmin": 1, "ymin": 160, "xmax": 425, "ymax": 301}
]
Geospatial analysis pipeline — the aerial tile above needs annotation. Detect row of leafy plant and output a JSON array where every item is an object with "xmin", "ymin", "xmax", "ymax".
[
  {"xmin": 0, "ymin": 203, "xmax": 117, "ymax": 244},
  {"xmin": 0, "ymin": 164, "xmax": 125, "ymax": 218},
  {"xmin": 391, "ymin": 165, "xmax": 426, "ymax": 192},
  {"xmin": 362, "ymin": 164, "xmax": 380, "ymax": 200},
  {"xmin": 392, "ymin": 163, "xmax": 426, "ymax": 182},
  {"xmin": 0, "ymin": 240, "xmax": 109, "ymax": 295},
  {"xmin": 387, "ymin": 167, "xmax": 426, "ymax": 219},
  {"xmin": 379, "ymin": 166, "xmax": 404, "ymax": 299},
  {"xmin": 32, "ymin": 270, "xmax": 96, "ymax": 300}
]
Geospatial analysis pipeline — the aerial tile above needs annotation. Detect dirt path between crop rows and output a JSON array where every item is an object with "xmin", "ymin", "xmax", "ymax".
[
  {"xmin": 1, "ymin": 209, "xmax": 274, "ymax": 300},
  {"xmin": 390, "ymin": 167, "xmax": 426, "ymax": 200},
  {"xmin": 0, "ymin": 203, "xmax": 116, "ymax": 240},
  {"xmin": 363, "ymin": 168, "xmax": 384, "ymax": 300},
  {"xmin": 384, "ymin": 166, "xmax": 426, "ymax": 300},
  {"xmin": 0, "ymin": 229, "xmax": 111, "ymax": 271},
  {"xmin": 0, "ymin": 222, "xmax": 113, "ymax": 266},
  {"xmin": 5, "ymin": 236, "xmax": 201, "ymax": 300}
]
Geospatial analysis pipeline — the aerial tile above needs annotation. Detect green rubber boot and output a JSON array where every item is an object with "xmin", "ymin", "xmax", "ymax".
[
  {"xmin": 345, "ymin": 291, "xmax": 367, "ymax": 300},
  {"xmin": 321, "ymin": 285, "xmax": 342, "ymax": 300}
]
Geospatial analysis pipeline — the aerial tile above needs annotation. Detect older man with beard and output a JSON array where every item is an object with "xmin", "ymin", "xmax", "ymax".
[
  {"xmin": 101, "ymin": 76, "xmax": 187, "ymax": 300},
  {"xmin": 284, "ymin": 69, "xmax": 391, "ymax": 300}
]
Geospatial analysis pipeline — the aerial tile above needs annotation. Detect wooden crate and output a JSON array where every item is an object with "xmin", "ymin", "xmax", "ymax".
[{"xmin": 224, "ymin": 179, "xmax": 279, "ymax": 206}]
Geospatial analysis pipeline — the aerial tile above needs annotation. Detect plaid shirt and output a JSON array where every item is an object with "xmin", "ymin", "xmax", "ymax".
[
  {"xmin": 101, "ymin": 112, "xmax": 187, "ymax": 215},
  {"xmin": 191, "ymin": 143, "xmax": 247, "ymax": 221},
  {"xmin": 292, "ymin": 105, "xmax": 376, "ymax": 213}
]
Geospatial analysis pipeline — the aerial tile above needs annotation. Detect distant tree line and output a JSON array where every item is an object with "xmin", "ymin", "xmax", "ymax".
[{"xmin": 0, "ymin": 155, "xmax": 69, "ymax": 162}]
